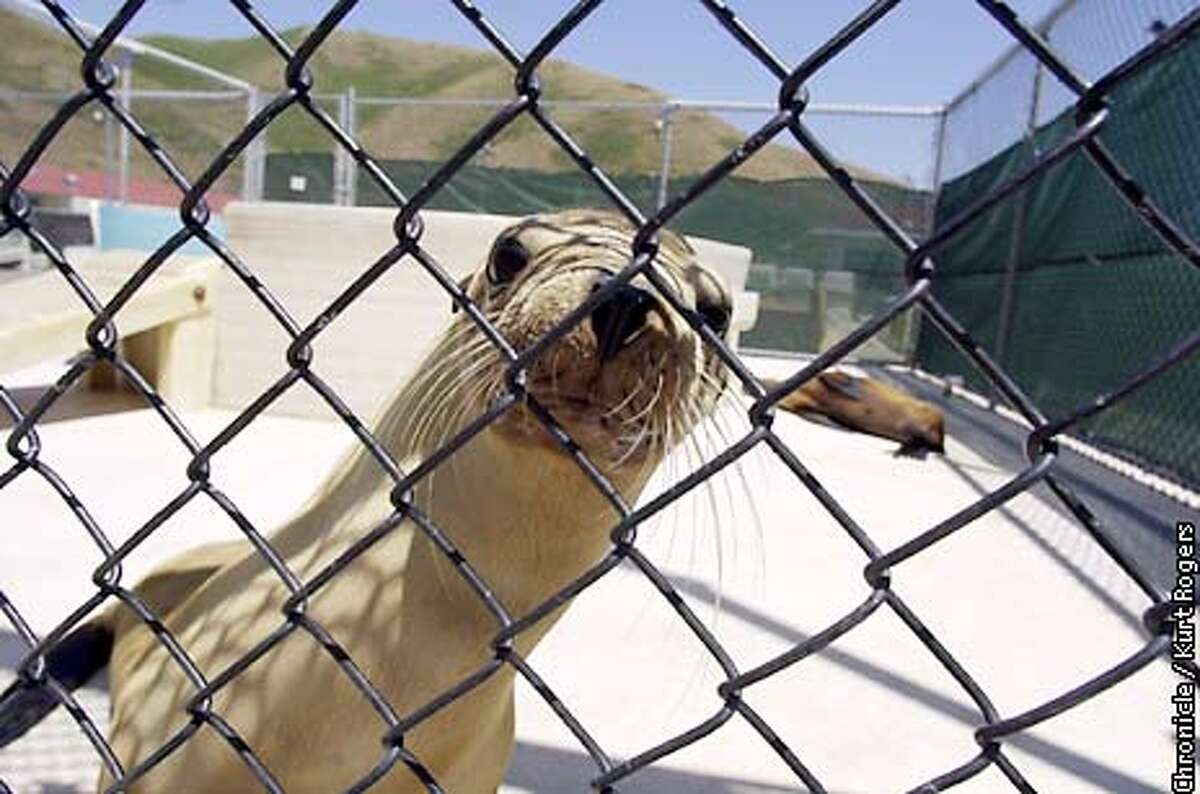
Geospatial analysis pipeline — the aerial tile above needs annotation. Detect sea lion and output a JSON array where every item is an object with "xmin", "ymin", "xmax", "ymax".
[
  {"xmin": 766, "ymin": 370, "xmax": 945, "ymax": 455},
  {"xmin": 0, "ymin": 210, "xmax": 733, "ymax": 793}
]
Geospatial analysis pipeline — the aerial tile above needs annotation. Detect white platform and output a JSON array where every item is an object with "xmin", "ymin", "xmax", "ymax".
[{"xmin": 0, "ymin": 355, "xmax": 1170, "ymax": 794}]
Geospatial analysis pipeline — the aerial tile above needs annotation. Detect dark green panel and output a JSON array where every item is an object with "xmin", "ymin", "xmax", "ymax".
[{"xmin": 915, "ymin": 35, "xmax": 1200, "ymax": 487}]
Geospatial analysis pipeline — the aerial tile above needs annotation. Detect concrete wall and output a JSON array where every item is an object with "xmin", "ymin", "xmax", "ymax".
[{"xmin": 214, "ymin": 202, "xmax": 757, "ymax": 420}]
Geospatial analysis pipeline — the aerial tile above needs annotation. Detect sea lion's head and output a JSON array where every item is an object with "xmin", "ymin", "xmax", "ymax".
[{"xmin": 446, "ymin": 209, "xmax": 731, "ymax": 476}]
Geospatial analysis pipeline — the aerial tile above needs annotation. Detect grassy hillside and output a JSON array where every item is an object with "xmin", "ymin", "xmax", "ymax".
[{"xmin": 0, "ymin": 9, "xmax": 851, "ymax": 187}]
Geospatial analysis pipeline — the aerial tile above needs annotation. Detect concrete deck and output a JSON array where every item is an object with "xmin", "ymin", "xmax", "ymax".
[{"xmin": 0, "ymin": 356, "xmax": 1176, "ymax": 793}]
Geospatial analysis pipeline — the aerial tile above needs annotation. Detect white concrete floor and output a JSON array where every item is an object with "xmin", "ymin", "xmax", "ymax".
[{"xmin": 0, "ymin": 356, "xmax": 1174, "ymax": 793}]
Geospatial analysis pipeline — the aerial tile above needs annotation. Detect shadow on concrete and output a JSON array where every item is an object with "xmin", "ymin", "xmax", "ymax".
[
  {"xmin": 0, "ymin": 382, "xmax": 144, "ymax": 430},
  {"xmin": 880, "ymin": 368, "xmax": 1175, "ymax": 589},
  {"xmin": 666, "ymin": 577, "xmax": 1159, "ymax": 794},
  {"xmin": 0, "ymin": 630, "xmax": 34, "ymax": 669},
  {"xmin": 506, "ymin": 741, "xmax": 805, "ymax": 793},
  {"xmin": 933, "ymin": 453, "xmax": 1145, "ymax": 636},
  {"xmin": 0, "ymin": 588, "xmax": 1157, "ymax": 793}
]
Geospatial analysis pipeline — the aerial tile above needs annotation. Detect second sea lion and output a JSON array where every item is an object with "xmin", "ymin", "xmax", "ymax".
[{"xmin": 767, "ymin": 369, "xmax": 945, "ymax": 456}]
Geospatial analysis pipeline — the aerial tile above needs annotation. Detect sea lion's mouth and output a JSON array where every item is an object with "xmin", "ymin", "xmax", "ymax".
[{"xmin": 489, "ymin": 374, "xmax": 679, "ymax": 466}]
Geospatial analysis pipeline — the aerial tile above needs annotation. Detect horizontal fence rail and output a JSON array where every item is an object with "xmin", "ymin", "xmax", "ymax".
[{"xmin": 1, "ymin": 0, "xmax": 1198, "ymax": 792}]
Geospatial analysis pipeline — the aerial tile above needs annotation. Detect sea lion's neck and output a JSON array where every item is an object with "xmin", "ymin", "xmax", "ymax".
[
  {"xmin": 284, "ymin": 330, "xmax": 654, "ymax": 616},
  {"xmin": 410, "ymin": 428, "xmax": 643, "ymax": 616}
]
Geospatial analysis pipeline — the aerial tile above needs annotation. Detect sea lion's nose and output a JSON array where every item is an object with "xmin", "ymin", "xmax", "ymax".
[{"xmin": 590, "ymin": 279, "xmax": 656, "ymax": 363}]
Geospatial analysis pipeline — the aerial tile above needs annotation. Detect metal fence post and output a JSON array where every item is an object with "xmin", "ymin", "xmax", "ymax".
[
  {"xmin": 993, "ymin": 57, "xmax": 1047, "ymax": 374},
  {"xmin": 103, "ymin": 105, "xmax": 117, "ymax": 200},
  {"xmin": 928, "ymin": 109, "xmax": 949, "ymax": 231},
  {"xmin": 907, "ymin": 107, "xmax": 950, "ymax": 366},
  {"xmin": 242, "ymin": 87, "xmax": 263, "ymax": 202},
  {"xmin": 655, "ymin": 102, "xmax": 675, "ymax": 211},
  {"xmin": 331, "ymin": 88, "xmax": 360, "ymax": 206},
  {"xmin": 117, "ymin": 52, "xmax": 133, "ymax": 204},
  {"xmin": 345, "ymin": 86, "xmax": 357, "ymax": 207}
]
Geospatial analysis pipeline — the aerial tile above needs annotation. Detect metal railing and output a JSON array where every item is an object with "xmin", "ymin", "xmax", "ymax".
[
  {"xmin": 313, "ymin": 95, "xmax": 943, "ymax": 210},
  {"xmin": 1, "ymin": 1, "xmax": 1197, "ymax": 792},
  {"xmin": 1, "ymin": 84, "xmax": 941, "ymax": 208}
]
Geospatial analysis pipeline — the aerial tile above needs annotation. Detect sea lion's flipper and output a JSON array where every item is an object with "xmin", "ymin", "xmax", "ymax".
[
  {"xmin": 0, "ymin": 622, "xmax": 113, "ymax": 747},
  {"xmin": 0, "ymin": 539, "xmax": 248, "ymax": 747},
  {"xmin": 816, "ymin": 371, "xmax": 865, "ymax": 400},
  {"xmin": 756, "ymin": 377, "xmax": 820, "ymax": 413},
  {"xmin": 894, "ymin": 438, "xmax": 932, "ymax": 459}
]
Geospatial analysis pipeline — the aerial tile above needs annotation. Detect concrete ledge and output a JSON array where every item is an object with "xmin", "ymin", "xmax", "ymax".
[{"xmin": 0, "ymin": 250, "xmax": 217, "ymax": 409}]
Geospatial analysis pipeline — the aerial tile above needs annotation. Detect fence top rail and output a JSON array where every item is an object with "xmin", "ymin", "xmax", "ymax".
[
  {"xmin": 1, "ymin": 0, "xmax": 255, "ymax": 94},
  {"xmin": 346, "ymin": 94, "xmax": 946, "ymax": 117},
  {"xmin": 943, "ymin": 0, "xmax": 1080, "ymax": 114},
  {"xmin": 1, "ymin": 83, "xmax": 944, "ymax": 117},
  {"xmin": 2, "ymin": 87, "xmax": 250, "ymax": 102}
]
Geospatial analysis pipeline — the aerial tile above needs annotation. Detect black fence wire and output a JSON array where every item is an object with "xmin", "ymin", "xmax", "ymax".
[
  {"xmin": 0, "ymin": 1, "xmax": 1198, "ymax": 792},
  {"xmin": 916, "ymin": 0, "xmax": 1200, "ymax": 489}
]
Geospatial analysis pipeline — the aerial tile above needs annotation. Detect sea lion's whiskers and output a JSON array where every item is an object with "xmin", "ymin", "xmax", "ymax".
[
  {"xmin": 545, "ymin": 346, "xmax": 566, "ymax": 406},
  {"xmin": 655, "ymin": 386, "xmax": 740, "ymax": 620},
  {"xmin": 400, "ymin": 341, "xmax": 499, "ymax": 515},
  {"xmin": 646, "ymin": 405, "xmax": 688, "ymax": 571},
  {"xmin": 631, "ymin": 407, "xmax": 670, "ymax": 498},
  {"xmin": 686, "ymin": 411, "xmax": 730, "ymax": 628},
  {"xmin": 610, "ymin": 375, "xmax": 665, "ymax": 470},
  {"xmin": 647, "ymin": 404, "xmax": 733, "ymax": 724},
  {"xmin": 394, "ymin": 325, "xmax": 492, "ymax": 447},
  {"xmin": 696, "ymin": 388, "xmax": 766, "ymax": 591},
  {"xmin": 439, "ymin": 345, "xmax": 503, "ymax": 424},
  {"xmin": 611, "ymin": 430, "xmax": 652, "ymax": 471},
  {"xmin": 601, "ymin": 374, "xmax": 648, "ymax": 420},
  {"xmin": 619, "ymin": 372, "xmax": 665, "ymax": 430},
  {"xmin": 407, "ymin": 341, "xmax": 497, "ymax": 453},
  {"xmin": 438, "ymin": 362, "xmax": 506, "ymax": 487}
]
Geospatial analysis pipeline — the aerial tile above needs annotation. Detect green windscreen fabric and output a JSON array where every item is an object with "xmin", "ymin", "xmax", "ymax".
[
  {"xmin": 915, "ymin": 35, "xmax": 1200, "ymax": 487},
  {"xmin": 263, "ymin": 152, "xmax": 336, "ymax": 203}
]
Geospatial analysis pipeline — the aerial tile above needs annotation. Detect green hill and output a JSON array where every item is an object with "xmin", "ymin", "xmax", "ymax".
[{"xmin": 0, "ymin": 9, "xmax": 860, "ymax": 188}]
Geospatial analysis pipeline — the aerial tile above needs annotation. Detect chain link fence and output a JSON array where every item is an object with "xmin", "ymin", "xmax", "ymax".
[
  {"xmin": 257, "ymin": 98, "xmax": 939, "ymax": 360},
  {"xmin": 0, "ymin": 0, "xmax": 1197, "ymax": 792},
  {"xmin": 915, "ymin": 0, "xmax": 1200, "ymax": 489}
]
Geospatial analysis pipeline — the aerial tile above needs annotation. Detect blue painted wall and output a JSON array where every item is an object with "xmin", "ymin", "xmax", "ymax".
[{"xmin": 98, "ymin": 203, "xmax": 225, "ymax": 254}]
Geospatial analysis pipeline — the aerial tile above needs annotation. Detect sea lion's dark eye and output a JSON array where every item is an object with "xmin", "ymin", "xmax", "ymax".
[
  {"xmin": 685, "ymin": 266, "xmax": 732, "ymax": 338},
  {"xmin": 697, "ymin": 299, "xmax": 731, "ymax": 337},
  {"xmin": 488, "ymin": 236, "xmax": 529, "ymax": 284}
]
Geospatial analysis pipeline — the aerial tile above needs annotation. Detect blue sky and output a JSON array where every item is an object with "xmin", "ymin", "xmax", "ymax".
[
  {"xmin": 77, "ymin": 1, "xmax": 1064, "ymax": 104},
  {"xmin": 64, "ymin": 1, "xmax": 1076, "ymax": 185}
]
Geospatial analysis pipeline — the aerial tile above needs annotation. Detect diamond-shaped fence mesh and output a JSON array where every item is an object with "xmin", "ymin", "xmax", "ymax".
[
  {"xmin": 0, "ymin": 1, "xmax": 1197, "ymax": 792},
  {"xmin": 917, "ymin": 0, "xmax": 1200, "ymax": 489}
]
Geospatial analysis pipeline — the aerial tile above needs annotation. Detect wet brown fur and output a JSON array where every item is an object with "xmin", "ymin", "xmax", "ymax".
[{"xmin": 768, "ymin": 370, "xmax": 945, "ymax": 455}]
